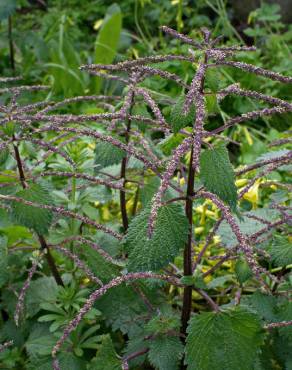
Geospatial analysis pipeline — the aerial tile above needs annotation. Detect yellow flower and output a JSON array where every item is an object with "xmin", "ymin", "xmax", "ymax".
[
  {"xmin": 242, "ymin": 179, "xmax": 261, "ymax": 208},
  {"xmin": 235, "ymin": 178, "xmax": 248, "ymax": 187}
]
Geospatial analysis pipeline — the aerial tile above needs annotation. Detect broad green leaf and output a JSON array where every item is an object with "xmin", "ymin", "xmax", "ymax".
[
  {"xmin": 158, "ymin": 133, "xmax": 185, "ymax": 155},
  {"xmin": 25, "ymin": 324, "xmax": 56, "ymax": 357},
  {"xmin": 235, "ymin": 257, "xmax": 252, "ymax": 284},
  {"xmin": 0, "ymin": 0, "xmax": 16, "ymax": 21},
  {"xmin": 205, "ymin": 69, "xmax": 221, "ymax": 92},
  {"xmin": 26, "ymin": 277, "xmax": 58, "ymax": 317},
  {"xmin": 125, "ymin": 204, "xmax": 189, "ymax": 271},
  {"xmin": 139, "ymin": 177, "xmax": 160, "ymax": 207},
  {"xmin": 218, "ymin": 209, "xmax": 280, "ymax": 248},
  {"xmin": 10, "ymin": 183, "xmax": 54, "ymax": 235},
  {"xmin": 169, "ymin": 94, "xmax": 196, "ymax": 133},
  {"xmin": 241, "ymin": 291, "xmax": 277, "ymax": 322},
  {"xmin": 97, "ymin": 283, "xmax": 150, "ymax": 336},
  {"xmin": 148, "ymin": 336, "xmax": 183, "ymax": 370},
  {"xmin": 200, "ymin": 144, "xmax": 237, "ymax": 211},
  {"xmin": 270, "ymin": 235, "xmax": 292, "ymax": 267},
  {"xmin": 186, "ymin": 306, "xmax": 264, "ymax": 370},
  {"xmin": 94, "ymin": 4, "xmax": 122, "ymax": 93},
  {"xmin": 95, "ymin": 142, "xmax": 125, "ymax": 169},
  {"xmin": 88, "ymin": 335, "xmax": 121, "ymax": 370}
]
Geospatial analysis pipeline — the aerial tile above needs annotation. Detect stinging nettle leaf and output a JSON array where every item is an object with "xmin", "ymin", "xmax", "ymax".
[
  {"xmin": 125, "ymin": 203, "xmax": 189, "ymax": 271},
  {"xmin": 270, "ymin": 235, "xmax": 292, "ymax": 267},
  {"xmin": 148, "ymin": 336, "xmax": 184, "ymax": 370},
  {"xmin": 169, "ymin": 94, "xmax": 196, "ymax": 133},
  {"xmin": 95, "ymin": 141, "xmax": 126, "ymax": 169},
  {"xmin": 200, "ymin": 144, "xmax": 237, "ymax": 211},
  {"xmin": 10, "ymin": 183, "xmax": 54, "ymax": 235},
  {"xmin": 186, "ymin": 306, "xmax": 264, "ymax": 370}
]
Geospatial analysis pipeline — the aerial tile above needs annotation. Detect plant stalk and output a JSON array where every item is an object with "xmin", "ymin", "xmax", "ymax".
[
  {"xmin": 120, "ymin": 94, "xmax": 134, "ymax": 231},
  {"xmin": 181, "ymin": 145, "xmax": 195, "ymax": 336},
  {"xmin": 8, "ymin": 16, "xmax": 15, "ymax": 72},
  {"xmin": 13, "ymin": 140, "xmax": 64, "ymax": 286}
]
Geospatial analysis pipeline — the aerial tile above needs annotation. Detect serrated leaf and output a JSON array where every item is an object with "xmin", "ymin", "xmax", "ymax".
[
  {"xmin": 95, "ymin": 142, "xmax": 125, "ymax": 168},
  {"xmin": 218, "ymin": 209, "xmax": 280, "ymax": 248},
  {"xmin": 148, "ymin": 336, "xmax": 183, "ymax": 370},
  {"xmin": 169, "ymin": 94, "xmax": 196, "ymax": 133},
  {"xmin": 235, "ymin": 257, "xmax": 252, "ymax": 284},
  {"xmin": 88, "ymin": 335, "xmax": 121, "ymax": 370},
  {"xmin": 270, "ymin": 235, "xmax": 292, "ymax": 267},
  {"xmin": 200, "ymin": 144, "xmax": 237, "ymax": 211},
  {"xmin": 125, "ymin": 204, "xmax": 189, "ymax": 271},
  {"xmin": 10, "ymin": 183, "xmax": 53, "ymax": 235},
  {"xmin": 205, "ymin": 69, "xmax": 221, "ymax": 92},
  {"xmin": 241, "ymin": 291, "xmax": 277, "ymax": 322},
  {"xmin": 186, "ymin": 306, "xmax": 264, "ymax": 370},
  {"xmin": 97, "ymin": 283, "xmax": 150, "ymax": 336}
]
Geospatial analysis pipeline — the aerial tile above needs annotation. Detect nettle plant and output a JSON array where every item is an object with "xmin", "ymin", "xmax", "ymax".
[{"xmin": 0, "ymin": 26, "xmax": 291, "ymax": 370}]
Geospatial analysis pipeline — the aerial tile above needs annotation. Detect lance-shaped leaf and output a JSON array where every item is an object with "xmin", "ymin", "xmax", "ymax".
[
  {"xmin": 185, "ymin": 306, "xmax": 264, "ymax": 370},
  {"xmin": 200, "ymin": 144, "xmax": 237, "ymax": 211},
  {"xmin": 10, "ymin": 183, "xmax": 53, "ymax": 235},
  {"xmin": 125, "ymin": 204, "xmax": 189, "ymax": 271}
]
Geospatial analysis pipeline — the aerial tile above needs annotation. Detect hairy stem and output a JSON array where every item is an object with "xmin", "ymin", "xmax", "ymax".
[
  {"xmin": 120, "ymin": 92, "xmax": 134, "ymax": 231},
  {"xmin": 13, "ymin": 140, "xmax": 64, "ymax": 286},
  {"xmin": 181, "ymin": 145, "xmax": 195, "ymax": 336}
]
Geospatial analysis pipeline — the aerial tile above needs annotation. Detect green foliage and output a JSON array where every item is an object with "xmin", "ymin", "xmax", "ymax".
[
  {"xmin": 186, "ymin": 306, "xmax": 264, "ymax": 370},
  {"xmin": 0, "ymin": 0, "xmax": 16, "ymax": 21},
  {"xmin": 169, "ymin": 94, "xmax": 196, "ymax": 133},
  {"xmin": 10, "ymin": 183, "xmax": 54, "ymax": 235},
  {"xmin": 235, "ymin": 257, "xmax": 252, "ymax": 284},
  {"xmin": 200, "ymin": 144, "xmax": 237, "ymax": 212},
  {"xmin": 94, "ymin": 4, "xmax": 122, "ymax": 93},
  {"xmin": 148, "ymin": 336, "xmax": 184, "ymax": 370},
  {"xmin": 88, "ymin": 335, "xmax": 121, "ymax": 370},
  {"xmin": 270, "ymin": 235, "xmax": 292, "ymax": 267},
  {"xmin": 125, "ymin": 203, "xmax": 189, "ymax": 271},
  {"xmin": 95, "ymin": 142, "xmax": 125, "ymax": 169}
]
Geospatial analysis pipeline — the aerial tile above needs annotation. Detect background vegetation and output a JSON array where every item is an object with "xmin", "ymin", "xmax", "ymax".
[{"xmin": 0, "ymin": 1, "xmax": 291, "ymax": 369}]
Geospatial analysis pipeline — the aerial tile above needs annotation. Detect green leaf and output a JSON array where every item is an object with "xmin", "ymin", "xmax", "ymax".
[
  {"xmin": 148, "ymin": 336, "xmax": 183, "ymax": 370},
  {"xmin": 26, "ymin": 277, "xmax": 58, "ymax": 317},
  {"xmin": 0, "ymin": 148, "xmax": 9, "ymax": 165},
  {"xmin": 235, "ymin": 257, "xmax": 252, "ymax": 284},
  {"xmin": 95, "ymin": 142, "xmax": 125, "ymax": 169},
  {"xmin": 205, "ymin": 69, "xmax": 221, "ymax": 92},
  {"xmin": 125, "ymin": 204, "xmax": 189, "ymax": 271},
  {"xmin": 218, "ymin": 209, "xmax": 280, "ymax": 248},
  {"xmin": 94, "ymin": 4, "xmax": 122, "ymax": 93},
  {"xmin": 200, "ymin": 144, "xmax": 237, "ymax": 211},
  {"xmin": 26, "ymin": 324, "xmax": 56, "ymax": 357},
  {"xmin": 270, "ymin": 235, "xmax": 292, "ymax": 267},
  {"xmin": 169, "ymin": 94, "xmax": 196, "ymax": 133},
  {"xmin": 0, "ymin": 0, "xmax": 16, "ymax": 21},
  {"xmin": 10, "ymin": 183, "xmax": 54, "ymax": 235},
  {"xmin": 0, "ymin": 234, "xmax": 8, "ymax": 287},
  {"xmin": 186, "ymin": 306, "xmax": 264, "ymax": 370},
  {"xmin": 88, "ymin": 335, "xmax": 121, "ymax": 370}
]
